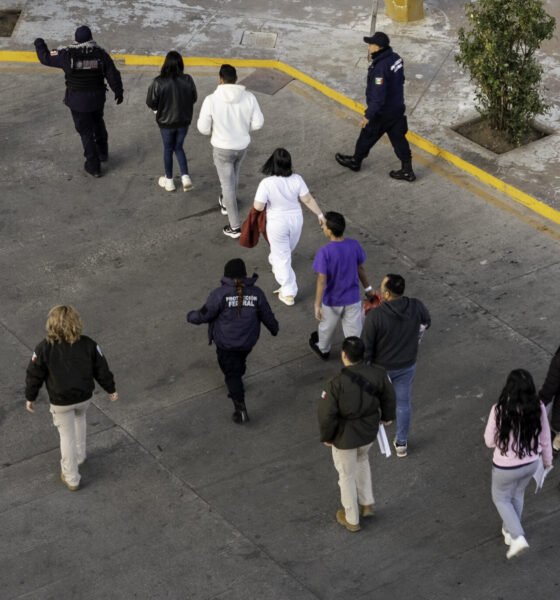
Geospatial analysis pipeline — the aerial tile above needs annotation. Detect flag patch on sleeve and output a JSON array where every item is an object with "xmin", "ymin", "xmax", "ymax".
[
  {"xmin": 50, "ymin": 50, "xmax": 58, "ymax": 56},
  {"xmin": 375, "ymin": 77, "xmax": 384, "ymax": 85}
]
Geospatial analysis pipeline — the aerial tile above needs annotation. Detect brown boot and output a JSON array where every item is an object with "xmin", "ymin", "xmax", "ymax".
[
  {"xmin": 336, "ymin": 509, "xmax": 360, "ymax": 532},
  {"xmin": 60, "ymin": 472, "xmax": 80, "ymax": 491},
  {"xmin": 359, "ymin": 504, "xmax": 375, "ymax": 518}
]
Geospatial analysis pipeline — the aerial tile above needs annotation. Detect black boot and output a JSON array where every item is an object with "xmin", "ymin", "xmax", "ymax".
[
  {"xmin": 389, "ymin": 161, "xmax": 416, "ymax": 182},
  {"xmin": 335, "ymin": 153, "xmax": 362, "ymax": 172},
  {"xmin": 232, "ymin": 401, "xmax": 250, "ymax": 424},
  {"xmin": 84, "ymin": 161, "xmax": 101, "ymax": 178}
]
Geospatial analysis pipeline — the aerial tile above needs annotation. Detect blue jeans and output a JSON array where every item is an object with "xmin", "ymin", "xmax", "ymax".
[
  {"xmin": 387, "ymin": 364, "xmax": 416, "ymax": 445},
  {"xmin": 160, "ymin": 126, "xmax": 189, "ymax": 178}
]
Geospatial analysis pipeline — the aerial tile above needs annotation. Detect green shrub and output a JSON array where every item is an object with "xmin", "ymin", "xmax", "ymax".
[{"xmin": 456, "ymin": 0, "xmax": 555, "ymax": 145}]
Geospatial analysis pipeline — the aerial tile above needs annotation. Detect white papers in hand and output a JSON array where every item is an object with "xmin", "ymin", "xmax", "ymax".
[
  {"xmin": 533, "ymin": 456, "xmax": 553, "ymax": 493},
  {"xmin": 377, "ymin": 424, "xmax": 391, "ymax": 458}
]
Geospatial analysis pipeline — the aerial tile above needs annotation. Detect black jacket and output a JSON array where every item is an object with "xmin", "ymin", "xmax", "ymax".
[
  {"xmin": 318, "ymin": 362, "xmax": 396, "ymax": 449},
  {"xmin": 187, "ymin": 274, "xmax": 279, "ymax": 351},
  {"xmin": 539, "ymin": 345, "xmax": 560, "ymax": 405},
  {"xmin": 365, "ymin": 46, "xmax": 406, "ymax": 121},
  {"xmin": 25, "ymin": 336, "xmax": 116, "ymax": 406},
  {"xmin": 34, "ymin": 38, "xmax": 123, "ymax": 112},
  {"xmin": 146, "ymin": 75, "xmax": 198, "ymax": 129},
  {"xmin": 362, "ymin": 296, "xmax": 431, "ymax": 370}
]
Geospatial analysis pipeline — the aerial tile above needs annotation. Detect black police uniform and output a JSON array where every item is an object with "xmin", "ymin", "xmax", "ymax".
[
  {"xmin": 34, "ymin": 38, "xmax": 123, "ymax": 176},
  {"xmin": 337, "ymin": 45, "xmax": 415, "ymax": 181}
]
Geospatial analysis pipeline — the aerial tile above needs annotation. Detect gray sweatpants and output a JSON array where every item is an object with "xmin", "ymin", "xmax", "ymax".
[
  {"xmin": 318, "ymin": 302, "xmax": 363, "ymax": 353},
  {"xmin": 212, "ymin": 147, "xmax": 247, "ymax": 229},
  {"xmin": 491, "ymin": 461, "xmax": 538, "ymax": 539}
]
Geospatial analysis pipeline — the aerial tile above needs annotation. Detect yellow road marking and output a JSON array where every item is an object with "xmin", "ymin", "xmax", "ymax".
[{"xmin": 1, "ymin": 50, "xmax": 558, "ymax": 227}]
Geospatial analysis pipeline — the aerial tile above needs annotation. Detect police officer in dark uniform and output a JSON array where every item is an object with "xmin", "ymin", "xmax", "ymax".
[
  {"xmin": 336, "ymin": 32, "xmax": 415, "ymax": 182},
  {"xmin": 34, "ymin": 26, "xmax": 124, "ymax": 177}
]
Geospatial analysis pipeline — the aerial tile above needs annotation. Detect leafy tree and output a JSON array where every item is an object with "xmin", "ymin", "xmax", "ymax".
[{"xmin": 456, "ymin": 0, "xmax": 555, "ymax": 144}]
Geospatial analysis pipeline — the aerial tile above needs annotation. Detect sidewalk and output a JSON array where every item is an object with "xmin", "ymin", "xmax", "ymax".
[
  {"xmin": 1, "ymin": 0, "xmax": 559, "ymax": 209},
  {"xmin": 1, "ymin": 59, "xmax": 559, "ymax": 599}
]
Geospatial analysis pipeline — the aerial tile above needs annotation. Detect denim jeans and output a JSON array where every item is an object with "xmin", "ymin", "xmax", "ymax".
[
  {"xmin": 212, "ymin": 147, "xmax": 247, "ymax": 229},
  {"xmin": 160, "ymin": 126, "xmax": 189, "ymax": 178},
  {"xmin": 387, "ymin": 363, "xmax": 416, "ymax": 445}
]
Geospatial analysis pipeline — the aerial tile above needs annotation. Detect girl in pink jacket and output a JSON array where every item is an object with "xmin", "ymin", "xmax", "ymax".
[{"xmin": 484, "ymin": 369, "xmax": 552, "ymax": 559}]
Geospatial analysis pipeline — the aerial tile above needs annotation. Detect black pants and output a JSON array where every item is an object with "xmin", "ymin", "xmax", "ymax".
[
  {"xmin": 216, "ymin": 348, "xmax": 251, "ymax": 411},
  {"xmin": 551, "ymin": 400, "xmax": 560, "ymax": 433},
  {"xmin": 354, "ymin": 111, "xmax": 412, "ymax": 164},
  {"xmin": 71, "ymin": 108, "xmax": 108, "ymax": 170}
]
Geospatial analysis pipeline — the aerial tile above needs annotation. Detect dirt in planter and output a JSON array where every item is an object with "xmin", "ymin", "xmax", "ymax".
[
  {"xmin": 455, "ymin": 117, "xmax": 547, "ymax": 154},
  {"xmin": 0, "ymin": 10, "xmax": 21, "ymax": 37}
]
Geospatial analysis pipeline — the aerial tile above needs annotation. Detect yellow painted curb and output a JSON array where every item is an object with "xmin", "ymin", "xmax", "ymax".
[{"xmin": 1, "ymin": 50, "xmax": 558, "ymax": 226}]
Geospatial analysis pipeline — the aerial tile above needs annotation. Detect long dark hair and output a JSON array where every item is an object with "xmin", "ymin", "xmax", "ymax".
[
  {"xmin": 234, "ymin": 279, "xmax": 244, "ymax": 314},
  {"xmin": 495, "ymin": 369, "xmax": 542, "ymax": 458},
  {"xmin": 160, "ymin": 51, "xmax": 184, "ymax": 78},
  {"xmin": 261, "ymin": 148, "xmax": 293, "ymax": 177}
]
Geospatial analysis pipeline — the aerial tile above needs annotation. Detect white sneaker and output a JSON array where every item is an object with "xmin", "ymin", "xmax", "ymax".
[
  {"xmin": 181, "ymin": 174, "xmax": 193, "ymax": 191},
  {"xmin": 278, "ymin": 293, "xmax": 295, "ymax": 306},
  {"xmin": 502, "ymin": 528, "xmax": 512, "ymax": 546},
  {"xmin": 506, "ymin": 535, "xmax": 529, "ymax": 559},
  {"xmin": 158, "ymin": 176, "xmax": 176, "ymax": 192}
]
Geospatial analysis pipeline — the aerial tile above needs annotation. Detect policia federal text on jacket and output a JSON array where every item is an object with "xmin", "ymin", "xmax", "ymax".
[{"xmin": 34, "ymin": 25, "xmax": 123, "ymax": 178}]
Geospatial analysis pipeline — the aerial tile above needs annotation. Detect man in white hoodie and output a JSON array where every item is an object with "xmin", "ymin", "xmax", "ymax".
[{"xmin": 197, "ymin": 64, "xmax": 264, "ymax": 238}]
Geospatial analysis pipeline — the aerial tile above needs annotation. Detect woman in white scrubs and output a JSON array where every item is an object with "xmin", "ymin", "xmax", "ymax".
[{"xmin": 253, "ymin": 148, "xmax": 324, "ymax": 306}]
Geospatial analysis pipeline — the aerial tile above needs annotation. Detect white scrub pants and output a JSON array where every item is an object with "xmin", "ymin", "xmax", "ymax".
[
  {"xmin": 50, "ymin": 400, "xmax": 91, "ymax": 486},
  {"xmin": 266, "ymin": 211, "xmax": 303, "ymax": 297}
]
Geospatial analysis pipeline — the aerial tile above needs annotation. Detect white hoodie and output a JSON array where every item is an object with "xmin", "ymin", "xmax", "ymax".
[{"xmin": 197, "ymin": 84, "xmax": 264, "ymax": 151}]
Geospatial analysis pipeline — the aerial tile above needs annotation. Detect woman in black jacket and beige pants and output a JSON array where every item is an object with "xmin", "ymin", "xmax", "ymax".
[
  {"xmin": 146, "ymin": 50, "xmax": 197, "ymax": 192},
  {"xmin": 25, "ymin": 306, "xmax": 118, "ymax": 491}
]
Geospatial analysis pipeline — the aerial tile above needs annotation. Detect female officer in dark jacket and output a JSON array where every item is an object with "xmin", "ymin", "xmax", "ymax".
[
  {"xmin": 187, "ymin": 259, "xmax": 279, "ymax": 424},
  {"xmin": 146, "ymin": 51, "xmax": 197, "ymax": 192}
]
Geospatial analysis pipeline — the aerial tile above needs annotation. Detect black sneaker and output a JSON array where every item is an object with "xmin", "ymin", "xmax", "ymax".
[
  {"xmin": 223, "ymin": 225, "xmax": 241, "ymax": 239},
  {"xmin": 309, "ymin": 331, "xmax": 330, "ymax": 360},
  {"xmin": 389, "ymin": 168, "xmax": 416, "ymax": 182},
  {"xmin": 335, "ymin": 153, "xmax": 361, "ymax": 172},
  {"xmin": 218, "ymin": 194, "xmax": 228, "ymax": 215}
]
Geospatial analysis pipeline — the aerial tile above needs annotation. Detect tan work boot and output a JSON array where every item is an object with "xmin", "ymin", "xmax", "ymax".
[
  {"xmin": 336, "ymin": 509, "xmax": 360, "ymax": 532},
  {"xmin": 60, "ymin": 472, "xmax": 80, "ymax": 491},
  {"xmin": 359, "ymin": 504, "xmax": 375, "ymax": 518}
]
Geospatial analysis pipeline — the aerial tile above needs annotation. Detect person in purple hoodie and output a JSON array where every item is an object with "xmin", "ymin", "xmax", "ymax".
[{"xmin": 187, "ymin": 258, "xmax": 279, "ymax": 424}]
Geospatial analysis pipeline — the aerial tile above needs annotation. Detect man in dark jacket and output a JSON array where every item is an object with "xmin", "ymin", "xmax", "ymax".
[
  {"xmin": 187, "ymin": 259, "xmax": 279, "ymax": 423},
  {"xmin": 318, "ymin": 337, "xmax": 395, "ymax": 532},
  {"xmin": 34, "ymin": 25, "xmax": 124, "ymax": 177},
  {"xmin": 538, "ymin": 345, "xmax": 560, "ymax": 451},
  {"xmin": 335, "ymin": 31, "xmax": 415, "ymax": 181},
  {"xmin": 362, "ymin": 274, "xmax": 430, "ymax": 458}
]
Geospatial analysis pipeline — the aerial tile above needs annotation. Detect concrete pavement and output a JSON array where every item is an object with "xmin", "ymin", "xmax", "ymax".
[
  {"xmin": 1, "ymin": 60, "xmax": 559, "ymax": 598},
  {"xmin": 1, "ymin": 0, "xmax": 559, "ymax": 209}
]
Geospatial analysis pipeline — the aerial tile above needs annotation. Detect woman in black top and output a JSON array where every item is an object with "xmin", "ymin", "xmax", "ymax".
[
  {"xmin": 25, "ymin": 305, "xmax": 118, "ymax": 491},
  {"xmin": 146, "ymin": 51, "xmax": 198, "ymax": 192}
]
